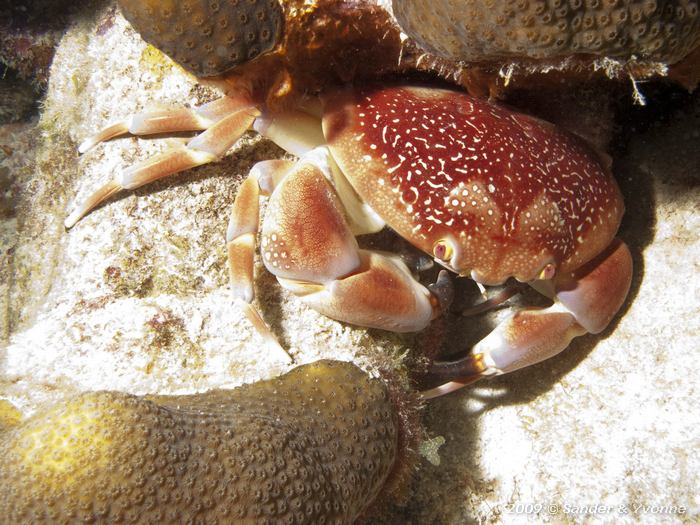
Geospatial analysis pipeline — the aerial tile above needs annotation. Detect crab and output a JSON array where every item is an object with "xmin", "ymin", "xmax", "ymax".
[{"xmin": 65, "ymin": 0, "xmax": 632, "ymax": 398}]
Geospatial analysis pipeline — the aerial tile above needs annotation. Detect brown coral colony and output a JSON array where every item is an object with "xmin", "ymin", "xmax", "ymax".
[
  {"xmin": 117, "ymin": 0, "xmax": 284, "ymax": 77},
  {"xmin": 393, "ymin": 0, "xmax": 700, "ymax": 65}
]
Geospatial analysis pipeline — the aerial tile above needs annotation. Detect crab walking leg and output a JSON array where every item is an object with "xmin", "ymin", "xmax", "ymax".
[
  {"xmin": 227, "ymin": 159, "xmax": 296, "ymax": 304},
  {"xmin": 78, "ymin": 95, "xmax": 254, "ymax": 153},
  {"xmin": 65, "ymin": 105, "xmax": 260, "ymax": 228},
  {"xmin": 423, "ymin": 239, "xmax": 633, "ymax": 399},
  {"xmin": 225, "ymin": 159, "xmax": 303, "ymax": 362}
]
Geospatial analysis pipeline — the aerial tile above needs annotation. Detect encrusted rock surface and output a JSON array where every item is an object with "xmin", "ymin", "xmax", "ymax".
[
  {"xmin": 0, "ymin": 0, "xmax": 81, "ymax": 89},
  {"xmin": 1, "ymin": 2, "xmax": 698, "ymax": 524}
]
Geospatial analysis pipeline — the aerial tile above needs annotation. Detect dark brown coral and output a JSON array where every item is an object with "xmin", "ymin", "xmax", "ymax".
[
  {"xmin": 117, "ymin": 0, "xmax": 285, "ymax": 77},
  {"xmin": 393, "ymin": 0, "xmax": 700, "ymax": 65}
]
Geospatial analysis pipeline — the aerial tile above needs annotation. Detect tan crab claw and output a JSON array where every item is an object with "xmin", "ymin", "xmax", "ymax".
[
  {"xmin": 551, "ymin": 238, "xmax": 633, "ymax": 334},
  {"xmin": 278, "ymin": 250, "xmax": 436, "ymax": 333},
  {"xmin": 422, "ymin": 239, "xmax": 633, "ymax": 399},
  {"xmin": 227, "ymin": 145, "xmax": 441, "ymax": 335},
  {"xmin": 470, "ymin": 306, "xmax": 587, "ymax": 376}
]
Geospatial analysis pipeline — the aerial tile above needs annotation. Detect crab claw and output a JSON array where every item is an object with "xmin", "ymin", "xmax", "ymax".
[
  {"xmin": 279, "ymin": 250, "xmax": 437, "ymax": 333},
  {"xmin": 257, "ymin": 151, "xmax": 439, "ymax": 332},
  {"xmin": 423, "ymin": 239, "xmax": 632, "ymax": 399},
  {"xmin": 553, "ymin": 239, "xmax": 633, "ymax": 335}
]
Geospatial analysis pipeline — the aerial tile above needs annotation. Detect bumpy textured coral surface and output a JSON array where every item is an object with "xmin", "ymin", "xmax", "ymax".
[
  {"xmin": 0, "ymin": 360, "xmax": 400, "ymax": 524},
  {"xmin": 393, "ymin": 0, "xmax": 700, "ymax": 64},
  {"xmin": 117, "ymin": 0, "xmax": 284, "ymax": 77}
]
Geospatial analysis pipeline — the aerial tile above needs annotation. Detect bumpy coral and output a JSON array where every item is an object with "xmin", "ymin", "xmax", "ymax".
[
  {"xmin": 393, "ymin": 0, "xmax": 700, "ymax": 65},
  {"xmin": 0, "ymin": 360, "xmax": 404, "ymax": 524},
  {"xmin": 117, "ymin": 0, "xmax": 284, "ymax": 77}
]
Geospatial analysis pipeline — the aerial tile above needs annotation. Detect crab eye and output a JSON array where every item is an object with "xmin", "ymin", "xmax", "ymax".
[
  {"xmin": 537, "ymin": 263, "xmax": 556, "ymax": 280},
  {"xmin": 433, "ymin": 240, "xmax": 454, "ymax": 261}
]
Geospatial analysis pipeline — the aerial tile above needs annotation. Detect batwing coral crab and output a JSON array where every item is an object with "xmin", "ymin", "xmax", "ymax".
[{"xmin": 65, "ymin": 0, "xmax": 632, "ymax": 397}]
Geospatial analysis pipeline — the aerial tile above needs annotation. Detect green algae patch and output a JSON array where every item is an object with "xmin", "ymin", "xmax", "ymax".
[{"xmin": 137, "ymin": 44, "xmax": 171, "ymax": 89}]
